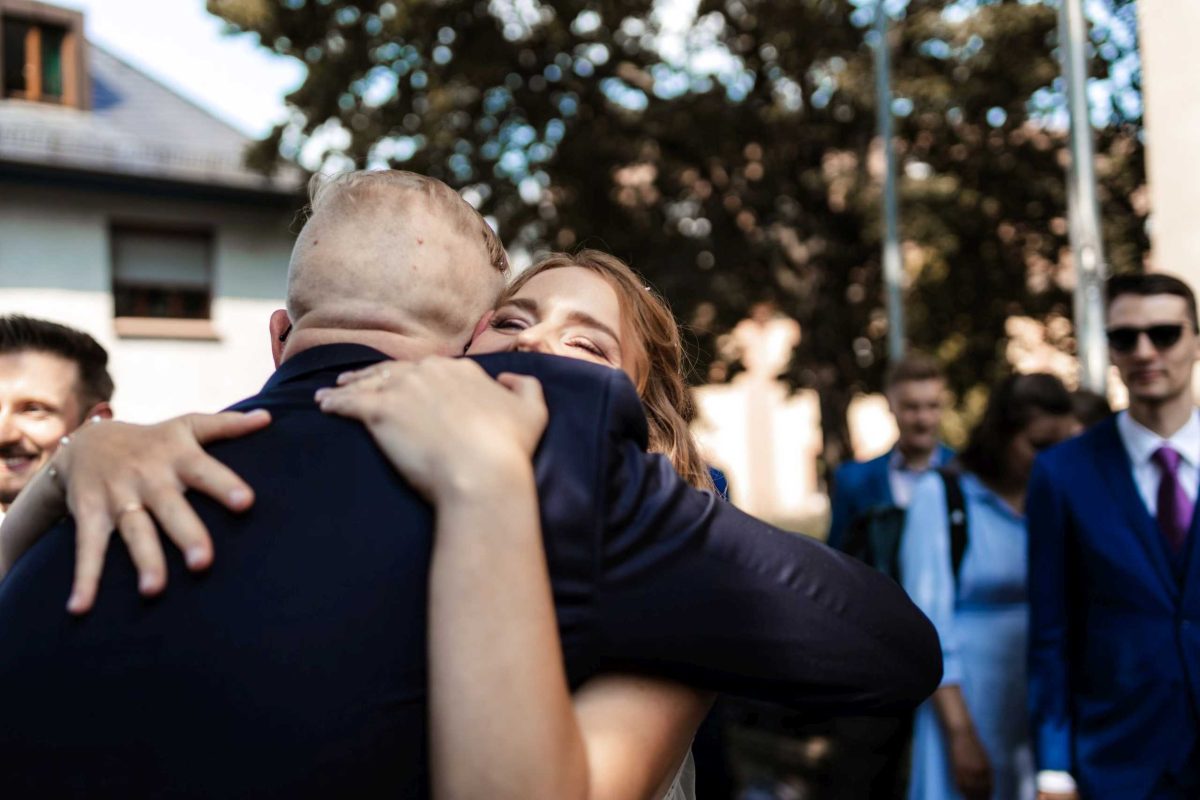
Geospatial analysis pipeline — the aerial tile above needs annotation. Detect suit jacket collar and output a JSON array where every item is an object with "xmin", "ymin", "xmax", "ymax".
[
  {"xmin": 262, "ymin": 344, "xmax": 390, "ymax": 393},
  {"xmin": 886, "ymin": 442, "xmax": 954, "ymax": 470},
  {"xmin": 866, "ymin": 451, "xmax": 894, "ymax": 507}
]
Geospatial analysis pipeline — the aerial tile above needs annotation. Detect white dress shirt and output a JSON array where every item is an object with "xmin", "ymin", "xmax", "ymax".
[
  {"xmin": 887, "ymin": 447, "xmax": 947, "ymax": 509},
  {"xmin": 1116, "ymin": 408, "xmax": 1200, "ymax": 515},
  {"xmin": 1036, "ymin": 408, "xmax": 1200, "ymax": 796}
]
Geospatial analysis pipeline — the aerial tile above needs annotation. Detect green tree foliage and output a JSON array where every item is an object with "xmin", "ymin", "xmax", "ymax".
[{"xmin": 209, "ymin": 0, "xmax": 1147, "ymax": 463}]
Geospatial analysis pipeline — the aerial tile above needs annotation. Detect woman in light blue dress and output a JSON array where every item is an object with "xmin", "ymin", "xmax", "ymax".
[{"xmin": 901, "ymin": 374, "xmax": 1077, "ymax": 800}]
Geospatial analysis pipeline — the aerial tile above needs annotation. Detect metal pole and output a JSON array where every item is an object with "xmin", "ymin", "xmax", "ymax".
[
  {"xmin": 1060, "ymin": 0, "xmax": 1109, "ymax": 393},
  {"xmin": 874, "ymin": 0, "xmax": 905, "ymax": 363}
]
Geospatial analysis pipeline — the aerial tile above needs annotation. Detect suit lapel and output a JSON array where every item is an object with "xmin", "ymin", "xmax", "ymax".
[
  {"xmin": 1094, "ymin": 418, "xmax": 1179, "ymax": 600},
  {"xmin": 1180, "ymin": 461, "xmax": 1200, "ymax": 607},
  {"xmin": 873, "ymin": 451, "xmax": 895, "ymax": 508}
]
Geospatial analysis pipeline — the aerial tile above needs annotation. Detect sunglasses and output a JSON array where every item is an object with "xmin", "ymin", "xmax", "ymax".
[{"xmin": 1105, "ymin": 324, "xmax": 1185, "ymax": 354}]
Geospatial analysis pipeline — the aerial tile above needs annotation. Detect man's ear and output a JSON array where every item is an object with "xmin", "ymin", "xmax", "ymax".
[
  {"xmin": 467, "ymin": 310, "xmax": 495, "ymax": 352},
  {"xmin": 81, "ymin": 401, "xmax": 113, "ymax": 423},
  {"xmin": 269, "ymin": 309, "xmax": 291, "ymax": 367}
]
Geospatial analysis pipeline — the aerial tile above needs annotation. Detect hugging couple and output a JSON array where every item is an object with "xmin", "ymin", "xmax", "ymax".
[{"xmin": 0, "ymin": 170, "xmax": 940, "ymax": 799}]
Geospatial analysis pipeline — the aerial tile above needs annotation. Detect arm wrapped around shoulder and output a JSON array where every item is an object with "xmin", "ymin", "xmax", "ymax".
[{"xmin": 595, "ymin": 438, "xmax": 943, "ymax": 715}]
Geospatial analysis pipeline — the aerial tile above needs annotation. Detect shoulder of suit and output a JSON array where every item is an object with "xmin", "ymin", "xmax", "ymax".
[
  {"xmin": 836, "ymin": 451, "xmax": 890, "ymax": 482},
  {"xmin": 469, "ymin": 352, "xmax": 646, "ymax": 440},
  {"xmin": 1039, "ymin": 417, "xmax": 1111, "ymax": 469},
  {"xmin": 468, "ymin": 352, "xmax": 634, "ymax": 401}
]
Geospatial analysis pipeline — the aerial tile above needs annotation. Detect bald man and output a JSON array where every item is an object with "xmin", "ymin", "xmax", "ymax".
[{"xmin": 0, "ymin": 171, "xmax": 939, "ymax": 798}]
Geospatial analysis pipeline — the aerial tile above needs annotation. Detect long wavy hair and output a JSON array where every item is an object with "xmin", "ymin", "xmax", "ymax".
[{"xmin": 502, "ymin": 250, "xmax": 715, "ymax": 492}]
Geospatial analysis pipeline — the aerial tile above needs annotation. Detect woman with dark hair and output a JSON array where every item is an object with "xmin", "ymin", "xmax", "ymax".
[{"xmin": 901, "ymin": 373, "xmax": 1076, "ymax": 800}]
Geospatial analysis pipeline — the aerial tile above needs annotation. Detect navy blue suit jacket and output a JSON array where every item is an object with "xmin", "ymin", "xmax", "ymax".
[
  {"xmin": 0, "ymin": 345, "xmax": 940, "ymax": 798},
  {"xmin": 826, "ymin": 444, "xmax": 954, "ymax": 550},
  {"xmin": 1028, "ymin": 416, "xmax": 1200, "ymax": 797}
]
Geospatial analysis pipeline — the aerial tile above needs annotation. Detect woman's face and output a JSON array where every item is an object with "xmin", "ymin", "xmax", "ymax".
[
  {"xmin": 467, "ymin": 266, "xmax": 642, "ymax": 381},
  {"xmin": 1007, "ymin": 411, "xmax": 1076, "ymax": 485}
]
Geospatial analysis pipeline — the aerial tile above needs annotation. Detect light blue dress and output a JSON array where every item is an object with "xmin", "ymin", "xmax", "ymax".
[{"xmin": 901, "ymin": 472, "xmax": 1035, "ymax": 800}]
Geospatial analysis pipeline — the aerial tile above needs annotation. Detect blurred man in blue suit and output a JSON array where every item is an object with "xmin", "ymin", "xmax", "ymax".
[
  {"xmin": 1028, "ymin": 272, "xmax": 1200, "ymax": 799},
  {"xmin": 0, "ymin": 171, "xmax": 940, "ymax": 798},
  {"xmin": 823, "ymin": 353, "xmax": 953, "ymax": 799},
  {"xmin": 827, "ymin": 353, "xmax": 953, "ymax": 550}
]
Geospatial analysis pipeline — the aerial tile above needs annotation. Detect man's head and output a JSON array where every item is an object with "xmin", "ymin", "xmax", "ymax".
[
  {"xmin": 885, "ymin": 353, "xmax": 946, "ymax": 461},
  {"xmin": 1105, "ymin": 272, "xmax": 1200, "ymax": 408},
  {"xmin": 271, "ymin": 170, "xmax": 509, "ymax": 365},
  {"xmin": 0, "ymin": 316, "xmax": 114, "ymax": 508}
]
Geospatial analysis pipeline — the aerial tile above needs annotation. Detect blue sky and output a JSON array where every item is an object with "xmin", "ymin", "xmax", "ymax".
[{"xmin": 61, "ymin": 0, "xmax": 303, "ymax": 138}]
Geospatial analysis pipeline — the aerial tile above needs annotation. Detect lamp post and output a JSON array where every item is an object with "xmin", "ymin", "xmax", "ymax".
[
  {"xmin": 1059, "ymin": 0, "xmax": 1109, "ymax": 392},
  {"xmin": 873, "ymin": 0, "xmax": 905, "ymax": 363}
]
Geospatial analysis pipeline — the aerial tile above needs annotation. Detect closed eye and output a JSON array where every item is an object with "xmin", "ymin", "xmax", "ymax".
[
  {"xmin": 569, "ymin": 339, "xmax": 605, "ymax": 357},
  {"xmin": 490, "ymin": 315, "xmax": 529, "ymax": 333}
]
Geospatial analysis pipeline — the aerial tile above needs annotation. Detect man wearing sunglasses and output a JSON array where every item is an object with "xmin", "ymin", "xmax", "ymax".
[{"xmin": 1027, "ymin": 272, "xmax": 1200, "ymax": 799}]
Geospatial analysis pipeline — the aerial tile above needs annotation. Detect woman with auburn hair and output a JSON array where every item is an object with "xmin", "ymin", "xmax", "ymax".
[
  {"xmin": 476, "ymin": 249, "xmax": 715, "ymax": 492},
  {"xmin": 322, "ymin": 249, "xmax": 720, "ymax": 799}
]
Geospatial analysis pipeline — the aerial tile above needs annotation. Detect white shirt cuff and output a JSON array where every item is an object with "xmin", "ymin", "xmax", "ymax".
[{"xmin": 1036, "ymin": 770, "xmax": 1077, "ymax": 794}]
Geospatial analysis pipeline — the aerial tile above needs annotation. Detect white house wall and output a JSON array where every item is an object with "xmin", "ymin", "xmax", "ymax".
[{"xmin": 0, "ymin": 182, "xmax": 295, "ymax": 422}]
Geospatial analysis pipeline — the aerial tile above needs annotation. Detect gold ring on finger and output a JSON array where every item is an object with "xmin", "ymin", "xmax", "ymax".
[{"xmin": 115, "ymin": 502, "xmax": 146, "ymax": 523}]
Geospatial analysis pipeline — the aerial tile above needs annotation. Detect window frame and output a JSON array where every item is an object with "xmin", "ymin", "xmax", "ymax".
[
  {"xmin": 109, "ymin": 222, "xmax": 220, "ymax": 341},
  {"xmin": 0, "ymin": 0, "xmax": 86, "ymax": 109}
]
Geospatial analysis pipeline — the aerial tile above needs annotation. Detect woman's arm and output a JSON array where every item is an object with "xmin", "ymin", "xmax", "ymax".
[
  {"xmin": 320, "ymin": 358, "xmax": 710, "ymax": 800},
  {"xmin": 931, "ymin": 685, "xmax": 993, "ymax": 800},
  {"xmin": 572, "ymin": 675, "xmax": 712, "ymax": 800},
  {"xmin": 428, "ymin": 469, "xmax": 710, "ymax": 800},
  {"xmin": 424, "ymin": 452, "xmax": 589, "ymax": 799}
]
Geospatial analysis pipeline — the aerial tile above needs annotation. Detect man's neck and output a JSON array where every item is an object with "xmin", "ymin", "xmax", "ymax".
[
  {"xmin": 896, "ymin": 443, "xmax": 935, "ymax": 470},
  {"xmin": 282, "ymin": 327, "xmax": 452, "ymax": 365},
  {"xmin": 1129, "ymin": 393, "xmax": 1196, "ymax": 439}
]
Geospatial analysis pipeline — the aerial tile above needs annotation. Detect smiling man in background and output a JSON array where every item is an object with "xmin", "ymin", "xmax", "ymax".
[{"xmin": 0, "ymin": 315, "xmax": 113, "ymax": 513}]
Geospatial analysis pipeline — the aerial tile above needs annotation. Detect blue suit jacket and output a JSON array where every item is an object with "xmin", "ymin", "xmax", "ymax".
[
  {"xmin": 827, "ymin": 443, "xmax": 955, "ymax": 550},
  {"xmin": 1028, "ymin": 416, "xmax": 1200, "ymax": 797},
  {"xmin": 0, "ymin": 345, "xmax": 940, "ymax": 798}
]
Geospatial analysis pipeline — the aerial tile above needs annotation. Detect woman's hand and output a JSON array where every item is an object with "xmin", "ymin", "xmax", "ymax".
[
  {"xmin": 948, "ymin": 728, "xmax": 993, "ymax": 800},
  {"xmin": 931, "ymin": 685, "xmax": 993, "ymax": 800},
  {"xmin": 0, "ymin": 411, "xmax": 270, "ymax": 614},
  {"xmin": 315, "ymin": 357, "xmax": 547, "ymax": 503}
]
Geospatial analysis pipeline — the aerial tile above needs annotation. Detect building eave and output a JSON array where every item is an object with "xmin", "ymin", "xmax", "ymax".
[{"xmin": 0, "ymin": 158, "xmax": 303, "ymax": 208}]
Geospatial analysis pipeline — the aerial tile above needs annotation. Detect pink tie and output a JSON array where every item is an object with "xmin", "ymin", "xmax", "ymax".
[{"xmin": 1152, "ymin": 446, "xmax": 1192, "ymax": 553}]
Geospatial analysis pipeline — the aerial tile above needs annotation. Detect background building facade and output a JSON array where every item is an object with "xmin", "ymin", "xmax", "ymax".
[{"xmin": 0, "ymin": 0, "xmax": 300, "ymax": 421}]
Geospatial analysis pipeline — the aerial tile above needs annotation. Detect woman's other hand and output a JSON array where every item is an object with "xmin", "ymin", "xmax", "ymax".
[
  {"xmin": 948, "ymin": 727, "xmax": 993, "ymax": 800},
  {"xmin": 316, "ymin": 357, "xmax": 547, "ymax": 502},
  {"xmin": 0, "ymin": 411, "xmax": 270, "ymax": 614}
]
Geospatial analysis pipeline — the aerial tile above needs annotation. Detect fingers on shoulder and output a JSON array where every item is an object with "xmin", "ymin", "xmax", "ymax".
[
  {"xmin": 497, "ymin": 371, "xmax": 544, "ymax": 400},
  {"xmin": 186, "ymin": 410, "xmax": 271, "ymax": 443}
]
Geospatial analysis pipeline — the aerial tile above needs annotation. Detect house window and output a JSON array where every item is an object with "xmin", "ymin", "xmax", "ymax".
[
  {"xmin": 111, "ymin": 227, "xmax": 214, "ymax": 331},
  {"xmin": 0, "ymin": 2, "xmax": 85, "ymax": 108}
]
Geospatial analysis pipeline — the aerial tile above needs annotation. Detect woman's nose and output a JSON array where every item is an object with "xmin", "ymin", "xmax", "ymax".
[{"xmin": 514, "ymin": 326, "xmax": 551, "ymax": 354}]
